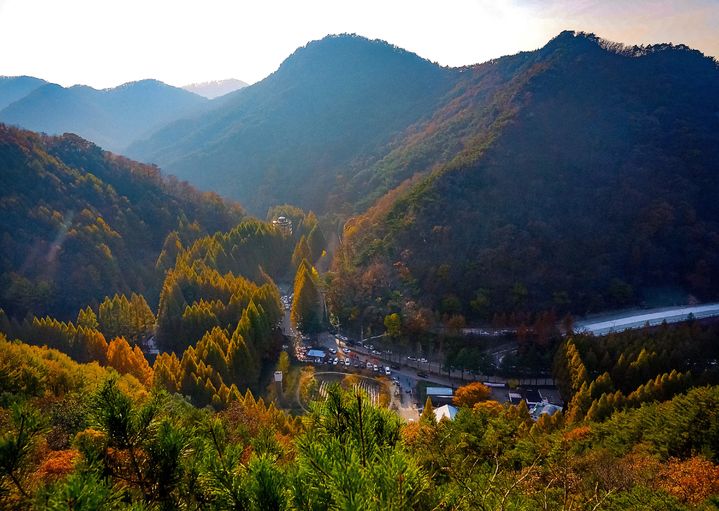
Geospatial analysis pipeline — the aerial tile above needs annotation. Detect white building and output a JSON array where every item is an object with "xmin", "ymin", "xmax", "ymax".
[
  {"xmin": 434, "ymin": 404, "xmax": 458, "ymax": 422},
  {"xmin": 272, "ymin": 216, "xmax": 293, "ymax": 236}
]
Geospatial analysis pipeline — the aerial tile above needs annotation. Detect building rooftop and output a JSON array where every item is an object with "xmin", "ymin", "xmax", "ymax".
[
  {"xmin": 426, "ymin": 387, "xmax": 454, "ymax": 397},
  {"xmin": 508, "ymin": 392, "xmax": 523, "ymax": 405},
  {"xmin": 523, "ymin": 388, "xmax": 542, "ymax": 404},
  {"xmin": 434, "ymin": 404, "xmax": 458, "ymax": 422},
  {"xmin": 530, "ymin": 403, "xmax": 563, "ymax": 420}
]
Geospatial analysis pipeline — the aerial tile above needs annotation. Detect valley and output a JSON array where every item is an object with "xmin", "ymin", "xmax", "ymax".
[{"xmin": 1, "ymin": 23, "xmax": 719, "ymax": 510}]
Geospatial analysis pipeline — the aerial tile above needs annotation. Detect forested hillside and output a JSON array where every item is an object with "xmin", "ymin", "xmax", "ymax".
[
  {"xmin": 330, "ymin": 32, "xmax": 719, "ymax": 330},
  {"xmin": 0, "ymin": 124, "xmax": 244, "ymax": 319},
  {"xmin": 2, "ymin": 331, "xmax": 719, "ymax": 510},
  {"xmin": 2, "ymin": 27, "xmax": 719, "ymax": 511},
  {"xmin": 128, "ymin": 34, "xmax": 458, "ymax": 214},
  {"xmin": 0, "ymin": 80, "xmax": 208, "ymax": 152}
]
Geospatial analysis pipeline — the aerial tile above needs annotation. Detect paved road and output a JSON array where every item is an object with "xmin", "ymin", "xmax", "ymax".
[
  {"xmin": 313, "ymin": 334, "xmax": 514, "ymax": 403},
  {"xmin": 574, "ymin": 302, "xmax": 719, "ymax": 336}
]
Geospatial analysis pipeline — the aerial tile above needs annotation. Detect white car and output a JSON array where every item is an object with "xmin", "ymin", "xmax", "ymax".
[
  {"xmin": 342, "ymin": 348, "xmax": 350, "ymax": 354},
  {"xmin": 373, "ymin": 364, "xmax": 378, "ymax": 372},
  {"xmin": 329, "ymin": 348, "xmax": 337, "ymax": 354},
  {"xmin": 385, "ymin": 367, "xmax": 391, "ymax": 376},
  {"xmin": 344, "ymin": 359, "xmax": 350, "ymax": 366},
  {"xmin": 366, "ymin": 362, "xmax": 373, "ymax": 369},
  {"xmin": 333, "ymin": 358, "xmax": 339, "ymax": 365}
]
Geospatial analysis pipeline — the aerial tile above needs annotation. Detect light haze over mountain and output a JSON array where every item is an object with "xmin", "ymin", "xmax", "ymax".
[
  {"xmin": 182, "ymin": 79, "xmax": 249, "ymax": 99},
  {"xmin": 0, "ymin": 78, "xmax": 208, "ymax": 152}
]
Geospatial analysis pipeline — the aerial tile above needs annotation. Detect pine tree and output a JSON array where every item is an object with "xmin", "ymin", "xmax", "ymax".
[
  {"xmin": 291, "ymin": 260, "xmax": 322, "ymax": 333},
  {"xmin": 76, "ymin": 306, "xmax": 99, "ymax": 330},
  {"xmin": 291, "ymin": 235, "xmax": 312, "ymax": 268},
  {"xmin": 420, "ymin": 396, "xmax": 435, "ymax": 424},
  {"xmin": 106, "ymin": 337, "xmax": 153, "ymax": 386},
  {"xmin": 307, "ymin": 224, "xmax": 326, "ymax": 261}
]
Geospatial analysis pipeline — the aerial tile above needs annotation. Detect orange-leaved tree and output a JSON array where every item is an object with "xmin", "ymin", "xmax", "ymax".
[
  {"xmin": 106, "ymin": 337, "xmax": 153, "ymax": 386},
  {"xmin": 453, "ymin": 382, "xmax": 492, "ymax": 407}
]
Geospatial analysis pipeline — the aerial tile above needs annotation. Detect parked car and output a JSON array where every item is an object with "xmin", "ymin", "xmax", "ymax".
[
  {"xmin": 366, "ymin": 362, "xmax": 373, "ymax": 369},
  {"xmin": 344, "ymin": 359, "xmax": 350, "ymax": 366},
  {"xmin": 384, "ymin": 367, "xmax": 391, "ymax": 375},
  {"xmin": 417, "ymin": 372, "xmax": 428, "ymax": 378}
]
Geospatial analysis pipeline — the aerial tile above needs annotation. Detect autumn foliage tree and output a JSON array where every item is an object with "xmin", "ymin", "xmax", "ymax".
[
  {"xmin": 453, "ymin": 382, "xmax": 492, "ymax": 407},
  {"xmin": 98, "ymin": 293, "xmax": 155, "ymax": 345},
  {"xmin": 106, "ymin": 337, "xmax": 153, "ymax": 386},
  {"xmin": 291, "ymin": 235, "xmax": 312, "ymax": 268},
  {"xmin": 658, "ymin": 456, "xmax": 719, "ymax": 504},
  {"xmin": 291, "ymin": 259, "xmax": 323, "ymax": 333}
]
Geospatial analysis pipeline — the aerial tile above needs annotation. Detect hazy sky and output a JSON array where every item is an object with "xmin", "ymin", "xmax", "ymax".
[{"xmin": 0, "ymin": 0, "xmax": 716, "ymax": 89}]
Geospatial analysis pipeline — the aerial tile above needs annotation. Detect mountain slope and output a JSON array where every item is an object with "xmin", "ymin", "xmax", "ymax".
[
  {"xmin": 182, "ymin": 78, "xmax": 248, "ymax": 98},
  {"xmin": 0, "ymin": 79, "xmax": 208, "ymax": 152},
  {"xmin": 0, "ymin": 124, "xmax": 245, "ymax": 319},
  {"xmin": 128, "ymin": 34, "xmax": 459, "ymax": 214},
  {"xmin": 0, "ymin": 75, "xmax": 47, "ymax": 110},
  {"xmin": 330, "ymin": 32, "xmax": 719, "ymax": 325}
]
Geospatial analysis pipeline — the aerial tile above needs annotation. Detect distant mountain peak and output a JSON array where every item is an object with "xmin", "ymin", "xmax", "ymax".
[
  {"xmin": 272, "ymin": 32, "xmax": 439, "ymax": 83},
  {"xmin": 0, "ymin": 78, "xmax": 209, "ymax": 152},
  {"xmin": 112, "ymin": 78, "xmax": 166, "ymax": 89},
  {"xmin": 291, "ymin": 33, "xmax": 424, "ymax": 61},
  {"xmin": 182, "ymin": 79, "xmax": 248, "ymax": 99},
  {"xmin": 0, "ymin": 75, "xmax": 48, "ymax": 110}
]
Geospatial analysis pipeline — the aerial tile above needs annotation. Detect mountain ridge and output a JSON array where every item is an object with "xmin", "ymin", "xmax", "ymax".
[
  {"xmin": 327, "ymin": 30, "xmax": 719, "ymax": 327},
  {"xmin": 0, "ymin": 78, "xmax": 208, "ymax": 152},
  {"xmin": 0, "ymin": 75, "xmax": 48, "ymax": 110},
  {"xmin": 129, "ymin": 31, "xmax": 718, "ymax": 217},
  {"xmin": 127, "ymin": 33, "xmax": 460, "ymax": 214}
]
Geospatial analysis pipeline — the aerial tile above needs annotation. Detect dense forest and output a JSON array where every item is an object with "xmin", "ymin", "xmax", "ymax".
[
  {"xmin": 329, "ymin": 31, "xmax": 719, "ymax": 331},
  {"xmin": 0, "ymin": 127, "xmax": 330, "ymax": 407},
  {"xmin": 2, "ymin": 326, "xmax": 719, "ymax": 510},
  {"xmin": 2, "ymin": 29, "xmax": 719, "ymax": 510},
  {"xmin": 0, "ymin": 124, "xmax": 245, "ymax": 320}
]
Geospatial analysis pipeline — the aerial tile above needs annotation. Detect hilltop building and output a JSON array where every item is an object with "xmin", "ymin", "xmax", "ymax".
[{"xmin": 272, "ymin": 216, "xmax": 292, "ymax": 236}]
